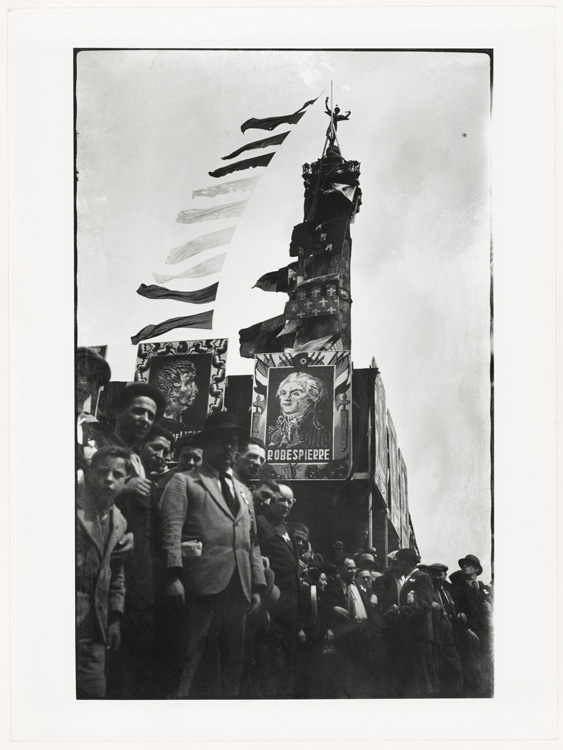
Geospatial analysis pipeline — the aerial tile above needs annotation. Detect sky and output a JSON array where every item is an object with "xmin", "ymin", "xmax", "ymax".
[{"xmin": 76, "ymin": 49, "xmax": 492, "ymax": 579}]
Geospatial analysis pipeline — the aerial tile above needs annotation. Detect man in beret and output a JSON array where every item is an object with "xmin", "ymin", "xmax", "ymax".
[
  {"xmin": 76, "ymin": 347, "xmax": 112, "ymax": 476},
  {"xmin": 427, "ymin": 563, "xmax": 463, "ymax": 697},
  {"xmin": 450, "ymin": 554, "xmax": 493, "ymax": 697},
  {"xmin": 159, "ymin": 411, "xmax": 266, "ymax": 698},
  {"xmin": 384, "ymin": 548, "xmax": 435, "ymax": 698}
]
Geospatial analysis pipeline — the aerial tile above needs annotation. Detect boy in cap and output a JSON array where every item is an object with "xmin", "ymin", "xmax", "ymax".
[{"xmin": 76, "ymin": 447, "xmax": 130, "ymax": 698}]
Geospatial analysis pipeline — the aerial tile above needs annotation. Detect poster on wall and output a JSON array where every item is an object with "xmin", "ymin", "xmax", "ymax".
[
  {"xmin": 134, "ymin": 339, "xmax": 228, "ymax": 436},
  {"xmin": 251, "ymin": 350, "xmax": 352, "ymax": 480},
  {"xmin": 398, "ymin": 450, "xmax": 409, "ymax": 546},
  {"xmin": 387, "ymin": 410, "xmax": 401, "ymax": 533},
  {"xmin": 374, "ymin": 374, "xmax": 388, "ymax": 503}
]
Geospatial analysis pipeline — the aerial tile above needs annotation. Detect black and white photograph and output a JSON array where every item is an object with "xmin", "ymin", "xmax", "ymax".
[
  {"xmin": 7, "ymin": 5, "xmax": 558, "ymax": 743},
  {"xmin": 74, "ymin": 47, "xmax": 493, "ymax": 701}
]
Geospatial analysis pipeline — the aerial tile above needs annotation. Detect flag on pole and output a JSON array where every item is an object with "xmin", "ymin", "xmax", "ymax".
[
  {"xmin": 153, "ymin": 253, "xmax": 226, "ymax": 284},
  {"xmin": 240, "ymin": 97, "xmax": 318, "ymax": 134},
  {"xmin": 176, "ymin": 200, "xmax": 248, "ymax": 224},
  {"xmin": 192, "ymin": 176, "xmax": 260, "ymax": 198},
  {"xmin": 208, "ymin": 152, "xmax": 275, "ymax": 179},
  {"xmin": 165, "ymin": 226, "xmax": 236, "ymax": 265},
  {"xmin": 136, "ymin": 282, "xmax": 218, "ymax": 304},
  {"xmin": 290, "ymin": 333, "xmax": 343, "ymax": 353},
  {"xmin": 222, "ymin": 131, "xmax": 290, "ymax": 161},
  {"xmin": 131, "ymin": 310, "xmax": 214, "ymax": 345}
]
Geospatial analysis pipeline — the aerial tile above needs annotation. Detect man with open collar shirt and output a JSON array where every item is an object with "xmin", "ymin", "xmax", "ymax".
[{"xmin": 159, "ymin": 411, "xmax": 266, "ymax": 699}]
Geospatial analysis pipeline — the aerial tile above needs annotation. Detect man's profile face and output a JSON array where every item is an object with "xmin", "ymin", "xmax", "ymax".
[
  {"xmin": 88, "ymin": 458, "xmax": 128, "ymax": 506},
  {"xmin": 117, "ymin": 396, "xmax": 157, "ymax": 445},
  {"xmin": 204, "ymin": 429, "xmax": 238, "ymax": 472},
  {"xmin": 178, "ymin": 446, "xmax": 203, "ymax": 473},
  {"xmin": 141, "ymin": 436, "xmax": 171, "ymax": 474},
  {"xmin": 235, "ymin": 443, "xmax": 265, "ymax": 482},
  {"xmin": 252, "ymin": 483, "xmax": 277, "ymax": 513},
  {"xmin": 278, "ymin": 375, "xmax": 312, "ymax": 416},
  {"xmin": 461, "ymin": 562, "xmax": 478, "ymax": 578}
]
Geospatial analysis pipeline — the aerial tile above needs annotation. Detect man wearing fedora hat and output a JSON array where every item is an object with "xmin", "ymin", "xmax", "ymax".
[
  {"xmin": 159, "ymin": 411, "xmax": 266, "ymax": 698},
  {"xmin": 450, "ymin": 554, "xmax": 493, "ymax": 697}
]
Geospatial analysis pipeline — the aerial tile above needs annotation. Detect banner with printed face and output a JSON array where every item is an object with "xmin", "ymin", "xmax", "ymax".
[
  {"xmin": 374, "ymin": 374, "xmax": 388, "ymax": 504},
  {"xmin": 387, "ymin": 410, "xmax": 401, "ymax": 534},
  {"xmin": 134, "ymin": 339, "xmax": 228, "ymax": 437},
  {"xmin": 252, "ymin": 350, "xmax": 352, "ymax": 480}
]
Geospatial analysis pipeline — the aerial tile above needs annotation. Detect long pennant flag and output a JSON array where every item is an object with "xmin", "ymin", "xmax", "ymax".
[
  {"xmin": 136, "ymin": 282, "xmax": 218, "ymax": 304},
  {"xmin": 222, "ymin": 131, "xmax": 290, "ymax": 161},
  {"xmin": 208, "ymin": 152, "xmax": 274, "ymax": 179},
  {"xmin": 240, "ymin": 97, "xmax": 318, "ymax": 134},
  {"xmin": 192, "ymin": 176, "xmax": 260, "ymax": 198},
  {"xmin": 254, "ymin": 262, "xmax": 298, "ymax": 293},
  {"xmin": 131, "ymin": 311, "xmax": 214, "ymax": 345},
  {"xmin": 165, "ymin": 226, "xmax": 236, "ymax": 265},
  {"xmin": 153, "ymin": 253, "xmax": 226, "ymax": 284},
  {"xmin": 176, "ymin": 200, "xmax": 247, "ymax": 224}
]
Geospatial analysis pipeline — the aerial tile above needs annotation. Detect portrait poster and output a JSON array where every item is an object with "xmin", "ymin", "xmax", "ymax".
[
  {"xmin": 134, "ymin": 338, "xmax": 228, "ymax": 436},
  {"xmin": 374, "ymin": 373, "xmax": 388, "ymax": 503},
  {"xmin": 252, "ymin": 350, "xmax": 352, "ymax": 480}
]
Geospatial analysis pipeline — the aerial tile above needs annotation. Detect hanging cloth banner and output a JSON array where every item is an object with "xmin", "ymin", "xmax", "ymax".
[
  {"xmin": 240, "ymin": 96, "xmax": 318, "ymax": 134},
  {"xmin": 222, "ymin": 131, "xmax": 290, "ymax": 161},
  {"xmin": 284, "ymin": 295, "xmax": 341, "ymax": 321},
  {"xmin": 136, "ymin": 282, "xmax": 218, "ymax": 304},
  {"xmin": 321, "ymin": 182, "xmax": 357, "ymax": 202},
  {"xmin": 153, "ymin": 252, "xmax": 226, "ymax": 284},
  {"xmin": 239, "ymin": 314, "xmax": 287, "ymax": 359},
  {"xmin": 289, "ymin": 217, "xmax": 348, "ymax": 257},
  {"xmin": 254, "ymin": 262, "xmax": 298, "ymax": 293},
  {"xmin": 176, "ymin": 200, "xmax": 248, "ymax": 225},
  {"xmin": 192, "ymin": 175, "xmax": 260, "ymax": 198},
  {"xmin": 131, "ymin": 310, "xmax": 214, "ymax": 345},
  {"xmin": 165, "ymin": 225, "xmax": 236, "ymax": 265},
  {"xmin": 209, "ymin": 152, "xmax": 275, "ymax": 179},
  {"xmin": 289, "ymin": 333, "xmax": 343, "ymax": 353}
]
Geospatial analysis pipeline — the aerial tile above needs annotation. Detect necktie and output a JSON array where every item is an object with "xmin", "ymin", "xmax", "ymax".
[
  {"xmin": 219, "ymin": 472, "xmax": 239, "ymax": 516},
  {"xmin": 346, "ymin": 583, "xmax": 357, "ymax": 619}
]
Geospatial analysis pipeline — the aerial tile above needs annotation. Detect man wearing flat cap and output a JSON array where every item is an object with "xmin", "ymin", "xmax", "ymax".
[
  {"xmin": 427, "ymin": 563, "xmax": 463, "ymax": 697},
  {"xmin": 384, "ymin": 548, "xmax": 435, "ymax": 698},
  {"xmin": 76, "ymin": 347, "xmax": 112, "ymax": 475},
  {"xmin": 450, "ymin": 554, "xmax": 493, "ymax": 697},
  {"xmin": 159, "ymin": 411, "xmax": 266, "ymax": 698}
]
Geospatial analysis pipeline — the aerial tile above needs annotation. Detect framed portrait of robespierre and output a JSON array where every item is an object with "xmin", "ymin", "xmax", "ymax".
[
  {"xmin": 134, "ymin": 338, "xmax": 228, "ymax": 435},
  {"xmin": 252, "ymin": 350, "xmax": 352, "ymax": 480}
]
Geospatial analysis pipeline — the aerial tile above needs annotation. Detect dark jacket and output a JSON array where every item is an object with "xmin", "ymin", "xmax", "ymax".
[{"xmin": 260, "ymin": 521, "xmax": 300, "ymax": 622}]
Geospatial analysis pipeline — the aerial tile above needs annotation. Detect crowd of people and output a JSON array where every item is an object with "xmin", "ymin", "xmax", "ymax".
[{"xmin": 76, "ymin": 346, "xmax": 494, "ymax": 700}]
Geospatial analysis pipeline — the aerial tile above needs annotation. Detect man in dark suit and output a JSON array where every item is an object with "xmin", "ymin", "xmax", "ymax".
[
  {"xmin": 159, "ymin": 412, "xmax": 266, "ymax": 698},
  {"xmin": 450, "ymin": 554, "xmax": 493, "ymax": 697},
  {"xmin": 427, "ymin": 562, "xmax": 463, "ymax": 697},
  {"xmin": 384, "ymin": 548, "xmax": 435, "ymax": 697},
  {"xmin": 322, "ymin": 556, "xmax": 388, "ymax": 698},
  {"xmin": 256, "ymin": 486, "xmax": 301, "ymax": 697}
]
